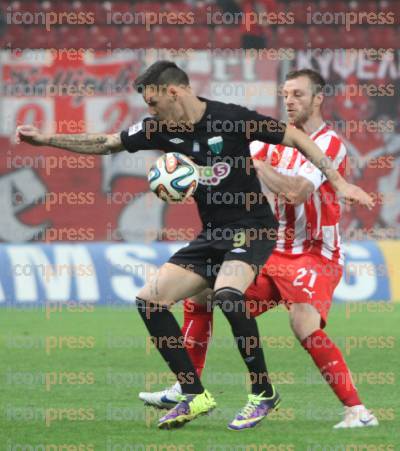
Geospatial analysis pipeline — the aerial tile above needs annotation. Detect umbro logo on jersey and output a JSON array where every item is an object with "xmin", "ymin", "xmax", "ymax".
[
  {"xmin": 169, "ymin": 138, "xmax": 184, "ymax": 144},
  {"xmin": 231, "ymin": 248, "xmax": 247, "ymax": 253}
]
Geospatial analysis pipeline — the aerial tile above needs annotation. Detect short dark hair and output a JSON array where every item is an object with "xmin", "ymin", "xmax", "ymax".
[
  {"xmin": 134, "ymin": 60, "xmax": 190, "ymax": 94},
  {"xmin": 285, "ymin": 69, "xmax": 326, "ymax": 95}
]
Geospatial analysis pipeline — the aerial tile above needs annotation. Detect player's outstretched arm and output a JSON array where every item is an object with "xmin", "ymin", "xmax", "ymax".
[
  {"xmin": 282, "ymin": 125, "xmax": 340, "ymax": 181},
  {"xmin": 15, "ymin": 125, "xmax": 124, "ymax": 155},
  {"xmin": 253, "ymin": 159, "xmax": 313, "ymax": 205},
  {"xmin": 281, "ymin": 125, "xmax": 374, "ymax": 209}
]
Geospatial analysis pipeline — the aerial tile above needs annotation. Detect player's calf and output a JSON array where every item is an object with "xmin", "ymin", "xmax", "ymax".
[{"xmin": 214, "ymin": 287, "xmax": 274, "ymax": 397}]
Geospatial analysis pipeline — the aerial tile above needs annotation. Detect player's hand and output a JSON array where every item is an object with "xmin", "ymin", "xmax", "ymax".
[
  {"xmin": 15, "ymin": 125, "xmax": 46, "ymax": 146},
  {"xmin": 337, "ymin": 181, "xmax": 375, "ymax": 210},
  {"xmin": 253, "ymin": 158, "xmax": 271, "ymax": 174}
]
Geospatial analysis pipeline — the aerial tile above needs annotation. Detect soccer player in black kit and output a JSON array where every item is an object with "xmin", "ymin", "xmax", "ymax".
[{"xmin": 16, "ymin": 61, "xmax": 373, "ymax": 430}]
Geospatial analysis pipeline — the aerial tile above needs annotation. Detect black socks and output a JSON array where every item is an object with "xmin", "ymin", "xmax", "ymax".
[
  {"xmin": 214, "ymin": 287, "xmax": 273, "ymax": 397},
  {"xmin": 136, "ymin": 298, "xmax": 204, "ymax": 395},
  {"xmin": 136, "ymin": 287, "xmax": 273, "ymax": 398}
]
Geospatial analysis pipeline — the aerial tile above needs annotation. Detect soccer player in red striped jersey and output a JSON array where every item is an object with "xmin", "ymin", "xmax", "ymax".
[{"xmin": 139, "ymin": 69, "xmax": 378, "ymax": 430}]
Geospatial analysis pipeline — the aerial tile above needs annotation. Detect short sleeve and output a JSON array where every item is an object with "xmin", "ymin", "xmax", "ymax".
[
  {"xmin": 298, "ymin": 134, "xmax": 347, "ymax": 191},
  {"xmin": 249, "ymin": 141, "xmax": 269, "ymax": 160},
  {"xmin": 238, "ymin": 106, "xmax": 286, "ymax": 145},
  {"xmin": 298, "ymin": 161, "xmax": 325, "ymax": 191},
  {"xmin": 120, "ymin": 120, "xmax": 155, "ymax": 153}
]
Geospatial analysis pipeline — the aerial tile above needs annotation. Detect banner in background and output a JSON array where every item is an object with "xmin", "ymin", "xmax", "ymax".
[
  {"xmin": 0, "ymin": 241, "xmax": 398, "ymax": 306},
  {"xmin": 292, "ymin": 49, "xmax": 400, "ymax": 238},
  {"xmin": 1, "ymin": 50, "xmax": 279, "ymax": 242},
  {"xmin": 2, "ymin": 50, "xmax": 399, "ymax": 243}
]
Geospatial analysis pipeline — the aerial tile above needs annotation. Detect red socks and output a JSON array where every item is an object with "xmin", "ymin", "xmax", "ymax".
[
  {"xmin": 301, "ymin": 329, "xmax": 362, "ymax": 407},
  {"xmin": 181, "ymin": 299, "xmax": 213, "ymax": 377},
  {"xmin": 181, "ymin": 306, "xmax": 362, "ymax": 407}
]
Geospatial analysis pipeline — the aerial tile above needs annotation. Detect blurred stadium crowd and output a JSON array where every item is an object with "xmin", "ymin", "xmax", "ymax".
[{"xmin": 1, "ymin": 0, "xmax": 399, "ymax": 50}]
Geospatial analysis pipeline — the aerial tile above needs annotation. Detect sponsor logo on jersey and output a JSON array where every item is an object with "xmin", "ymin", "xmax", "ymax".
[
  {"xmin": 198, "ymin": 162, "xmax": 230, "ymax": 185},
  {"xmin": 169, "ymin": 138, "xmax": 184, "ymax": 144},
  {"xmin": 128, "ymin": 122, "xmax": 143, "ymax": 135},
  {"xmin": 207, "ymin": 136, "xmax": 223, "ymax": 155}
]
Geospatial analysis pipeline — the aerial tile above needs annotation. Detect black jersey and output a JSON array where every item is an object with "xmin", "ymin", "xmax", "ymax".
[{"xmin": 120, "ymin": 97, "xmax": 286, "ymax": 228}]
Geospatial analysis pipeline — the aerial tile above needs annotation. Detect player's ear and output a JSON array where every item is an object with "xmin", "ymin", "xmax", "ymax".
[
  {"xmin": 167, "ymin": 85, "xmax": 179, "ymax": 99},
  {"xmin": 314, "ymin": 92, "xmax": 324, "ymax": 107}
]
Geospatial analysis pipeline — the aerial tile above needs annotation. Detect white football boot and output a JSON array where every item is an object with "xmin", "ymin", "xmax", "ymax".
[
  {"xmin": 139, "ymin": 382, "xmax": 181, "ymax": 409},
  {"xmin": 334, "ymin": 405, "xmax": 379, "ymax": 429}
]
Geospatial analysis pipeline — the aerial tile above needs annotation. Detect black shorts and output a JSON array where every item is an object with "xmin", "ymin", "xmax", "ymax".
[{"xmin": 168, "ymin": 218, "xmax": 277, "ymax": 287}]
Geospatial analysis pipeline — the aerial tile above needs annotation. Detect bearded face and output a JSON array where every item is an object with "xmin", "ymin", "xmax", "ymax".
[{"xmin": 283, "ymin": 76, "xmax": 322, "ymax": 127}]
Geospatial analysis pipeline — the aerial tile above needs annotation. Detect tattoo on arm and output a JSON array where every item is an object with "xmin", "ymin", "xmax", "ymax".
[{"xmin": 46, "ymin": 133, "xmax": 122, "ymax": 155}]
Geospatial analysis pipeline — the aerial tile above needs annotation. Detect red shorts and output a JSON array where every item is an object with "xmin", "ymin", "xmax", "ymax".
[{"xmin": 245, "ymin": 251, "xmax": 343, "ymax": 328}]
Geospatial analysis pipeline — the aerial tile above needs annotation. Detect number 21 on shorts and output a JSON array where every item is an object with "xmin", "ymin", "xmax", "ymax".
[{"xmin": 293, "ymin": 267, "xmax": 317, "ymax": 298}]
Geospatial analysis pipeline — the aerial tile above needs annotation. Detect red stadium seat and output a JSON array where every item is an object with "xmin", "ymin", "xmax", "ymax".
[
  {"xmin": 70, "ymin": 1, "xmax": 85, "ymax": 12},
  {"xmin": 67, "ymin": 1, "xmax": 107, "ymax": 25},
  {"xmin": 27, "ymin": 26, "xmax": 59, "ymax": 48},
  {"xmin": 287, "ymin": 1, "xmax": 308, "ymax": 25},
  {"xmin": 213, "ymin": 25, "xmax": 242, "ymax": 49},
  {"xmin": 316, "ymin": 0, "xmax": 349, "ymax": 14},
  {"xmin": 163, "ymin": 2, "xmax": 192, "ymax": 15},
  {"xmin": 101, "ymin": 0, "xmax": 133, "ymax": 30},
  {"xmin": 0, "ymin": 25, "xmax": 27, "ymax": 48},
  {"xmin": 104, "ymin": 1, "xmax": 133, "ymax": 15},
  {"xmin": 182, "ymin": 25, "xmax": 210, "ymax": 49},
  {"xmin": 58, "ymin": 25, "xmax": 87, "ymax": 49},
  {"xmin": 275, "ymin": 26, "xmax": 306, "ymax": 49},
  {"xmin": 134, "ymin": 2, "xmax": 162, "ymax": 15},
  {"xmin": 347, "ymin": 0, "xmax": 377, "ymax": 13},
  {"xmin": 153, "ymin": 26, "xmax": 181, "ymax": 49},
  {"xmin": 195, "ymin": 2, "xmax": 226, "ymax": 26},
  {"xmin": 308, "ymin": 25, "xmax": 338, "ymax": 48},
  {"xmin": 275, "ymin": 0, "xmax": 288, "ymax": 13},
  {"xmin": 120, "ymin": 25, "xmax": 151, "ymax": 48},
  {"xmin": 193, "ymin": 2, "xmax": 213, "ymax": 25},
  {"xmin": 336, "ymin": 26, "xmax": 367, "ymax": 48},
  {"xmin": 87, "ymin": 25, "xmax": 119, "ymax": 50},
  {"xmin": 264, "ymin": 25, "xmax": 276, "ymax": 46},
  {"xmin": 131, "ymin": 2, "xmax": 163, "ymax": 29},
  {"xmin": 38, "ymin": 1, "xmax": 71, "ymax": 15},
  {"xmin": 378, "ymin": 0, "xmax": 400, "ymax": 16},
  {"xmin": 10, "ymin": 0, "xmax": 40, "ymax": 14},
  {"xmin": 368, "ymin": 26, "xmax": 398, "ymax": 48}
]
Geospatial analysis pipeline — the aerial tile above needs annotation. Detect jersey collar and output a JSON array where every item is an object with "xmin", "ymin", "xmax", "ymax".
[
  {"xmin": 194, "ymin": 97, "xmax": 210, "ymax": 127},
  {"xmin": 309, "ymin": 122, "xmax": 327, "ymax": 139}
]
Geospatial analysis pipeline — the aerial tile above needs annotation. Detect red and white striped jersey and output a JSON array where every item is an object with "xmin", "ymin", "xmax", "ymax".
[{"xmin": 250, "ymin": 123, "xmax": 347, "ymax": 265}]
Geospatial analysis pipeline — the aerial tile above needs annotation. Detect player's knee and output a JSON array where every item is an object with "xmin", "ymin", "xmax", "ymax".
[
  {"xmin": 290, "ymin": 316, "xmax": 307, "ymax": 341},
  {"xmin": 137, "ymin": 285, "xmax": 149, "ymax": 300},
  {"xmin": 190, "ymin": 288, "xmax": 213, "ymax": 307},
  {"xmin": 213, "ymin": 287, "xmax": 245, "ymax": 315},
  {"xmin": 290, "ymin": 312, "xmax": 319, "ymax": 342},
  {"xmin": 137, "ymin": 283, "xmax": 168, "ymax": 306}
]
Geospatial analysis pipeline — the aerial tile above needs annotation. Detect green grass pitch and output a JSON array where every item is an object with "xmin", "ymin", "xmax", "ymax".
[{"xmin": 0, "ymin": 303, "xmax": 399, "ymax": 450}]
